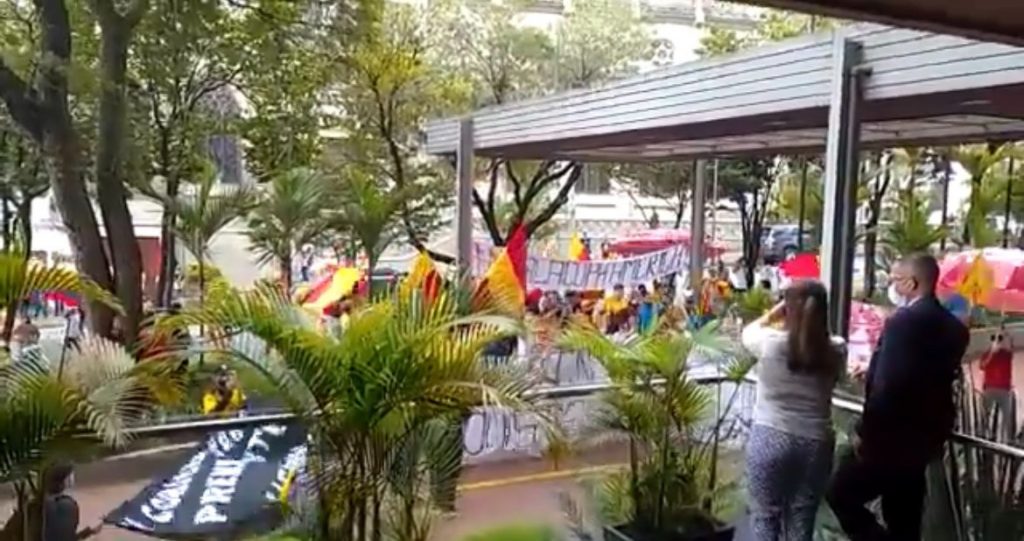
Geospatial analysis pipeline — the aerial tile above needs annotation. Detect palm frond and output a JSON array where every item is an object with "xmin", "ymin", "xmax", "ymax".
[
  {"xmin": 1, "ymin": 338, "xmax": 181, "ymax": 481},
  {"xmin": 0, "ymin": 252, "xmax": 122, "ymax": 314},
  {"xmin": 172, "ymin": 171, "xmax": 256, "ymax": 260}
]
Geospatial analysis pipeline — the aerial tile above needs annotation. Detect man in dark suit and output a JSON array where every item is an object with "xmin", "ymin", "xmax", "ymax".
[{"xmin": 827, "ymin": 253, "xmax": 969, "ymax": 540}]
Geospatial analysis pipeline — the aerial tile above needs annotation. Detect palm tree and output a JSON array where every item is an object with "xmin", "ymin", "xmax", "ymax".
[
  {"xmin": 880, "ymin": 190, "xmax": 947, "ymax": 264},
  {"xmin": 171, "ymin": 170, "xmax": 256, "ymax": 307},
  {"xmin": 0, "ymin": 338, "xmax": 182, "ymax": 541},
  {"xmin": 247, "ymin": 168, "xmax": 327, "ymax": 291},
  {"xmin": 949, "ymin": 144, "xmax": 1014, "ymax": 247},
  {"xmin": 325, "ymin": 170, "xmax": 416, "ymax": 297},
  {"xmin": 559, "ymin": 322, "xmax": 741, "ymax": 535},
  {"xmin": 170, "ymin": 279, "xmax": 542, "ymax": 541}
]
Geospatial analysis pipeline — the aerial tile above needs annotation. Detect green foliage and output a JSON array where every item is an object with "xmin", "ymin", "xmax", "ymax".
[
  {"xmin": 772, "ymin": 160, "xmax": 823, "ymax": 231},
  {"xmin": 324, "ymin": 166, "xmax": 424, "ymax": 282},
  {"xmin": 432, "ymin": 0, "xmax": 653, "ymax": 245},
  {"xmin": 168, "ymin": 280, "xmax": 542, "ymax": 541},
  {"xmin": 733, "ymin": 287, "xmax": 774, "ymax": 324},
  {"xmin": 459, "ymin": 523, "xmax": 561, "ymax": 541},
  {"xmin": 429, "ymin": 0, "xmax": 553, "ymax": 107},
  {"xmin": 0, "ymin": 337, "xmax": 183, "ymax": 538},
  {"xmin": 247, "ymin": 168, "xmax": 328, "ymax": 288},
  {"xmin": 559, "ymin": 323, "xmax": 740, "ymax": 535},
  {"xmin": 0, "ymin": 123, "xmax": 49, "ymax": 251},
  {"xmin": 237, "ymin": 1, "xmax": 341, "ymax": 179},
  {"xmin": 331, "ymin": 0, "xmax": 470, "ymax": 249},
  {"xmin": 550, "ymin": 0, "xmax": 652, "ymax": 89},
  {"xmin": 716, "ymin": 158, "xmax": 780, "ymax": 282},
  {"xmin": 172, "ymin": 167, "xmax": 256, "ymax": 262},
  {"xmin": 615, "ymin": 162, "xmax": 694, "ymax": 228},
  {"xmin": 880, "ymin": 190, "xmax": 946, "ymax": 262},
  {"xmin": 950, "ymin": 144, "xmax": 1020, "ymax": 247},
  {"xmin": 0, "ymin": 251, "xmax": 122, "ymax": 320},
  {"xmin": 698, "ymin": 10, "xmax": 834, "ymax": 57}
]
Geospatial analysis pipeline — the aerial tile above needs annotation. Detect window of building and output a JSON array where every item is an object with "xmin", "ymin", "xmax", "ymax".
[{"xmin": 576, "ymin": 165, "xmax": 611, "ymax": 194}]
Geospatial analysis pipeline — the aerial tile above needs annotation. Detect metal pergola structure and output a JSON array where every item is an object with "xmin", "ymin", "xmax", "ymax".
[{"xmin": 424, "ymin": 23, "xmax": 1024, "ymax": 336}]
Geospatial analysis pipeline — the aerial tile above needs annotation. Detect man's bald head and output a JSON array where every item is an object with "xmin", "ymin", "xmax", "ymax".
[{"xmin": 898, "ymin": 253, "xmax": 939, "ymax": 296}]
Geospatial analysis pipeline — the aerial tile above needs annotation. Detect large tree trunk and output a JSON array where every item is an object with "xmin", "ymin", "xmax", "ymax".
[
  {"xmin": 0, "ymin": 0, "xmax": 116, "ymax": 336},
  {"xmin": 45, "ymin": 133, "xmax": 116, "ymax": 335},
  {"xmin": 94, "ymin": 11, "xmax": 145, "ymax": 348}
]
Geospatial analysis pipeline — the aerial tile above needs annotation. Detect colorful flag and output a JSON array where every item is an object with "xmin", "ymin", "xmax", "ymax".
[
  {"xmin": 401, "ymin": 251, "xmax": 441, "ymax": 302},
  {"xmin": 568, "ymin": 232, "xmax": 589, "ymax": 261},
  {"xmin": 473, "ymin": 224, "xmax": 528, "ymax": 315},
  {"xmin": 957, "ymin": 254, "xmax": 994, "ymax": 305},
  {"xmin": 303, "ymin": 267, "xmax": 361, "ymax": 313}
]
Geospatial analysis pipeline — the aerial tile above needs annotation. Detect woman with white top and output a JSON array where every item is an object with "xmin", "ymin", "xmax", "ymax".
[{"xmin": 741, "ymin": 280, "xmax": 844, "ymax": 540}]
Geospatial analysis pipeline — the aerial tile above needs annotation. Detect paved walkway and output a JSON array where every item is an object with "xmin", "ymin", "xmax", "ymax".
[{"xmin": 0, "ymin": 445, "xmax": 629, "ymax": 541}]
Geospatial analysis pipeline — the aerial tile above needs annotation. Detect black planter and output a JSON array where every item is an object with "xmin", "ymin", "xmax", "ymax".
[{"xmin": 604, "ymin": 523, "xmax": 735, "ymax": 541}]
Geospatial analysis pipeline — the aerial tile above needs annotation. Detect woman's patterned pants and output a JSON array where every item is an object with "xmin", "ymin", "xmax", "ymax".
[{"xmin": 745, "ymin": 424, "xmax": 835, "ymax": 541}]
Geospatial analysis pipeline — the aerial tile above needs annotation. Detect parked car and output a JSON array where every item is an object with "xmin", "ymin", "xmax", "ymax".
[{"xmin": 761, "ymin": 224, "xmax": 816, "ymax": 263}]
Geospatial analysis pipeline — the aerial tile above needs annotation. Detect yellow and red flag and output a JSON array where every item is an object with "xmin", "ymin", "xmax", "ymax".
[
  {"xmin": 473, "ymin": 224, "xmax": 528, "ymax": 315},
  {"xmin": 957, "ymin": 254, "xmax": 994, "ymax": 306},
  {"xmin": 303, "ymin": 267, "xmax": 361, "ymax": 313},
  {"xmin": 402, "ymin": 251, "xmax": 441, "ymax": 303},
  {"xmin": 568, "ymin": 232, "xmax": 589, "ymax": 261}
]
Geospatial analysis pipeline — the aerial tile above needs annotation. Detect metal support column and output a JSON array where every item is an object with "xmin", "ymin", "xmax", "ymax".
[
  {"xmin": 690, "ymin": 160, "xmax": 707, "ymax": 292},
  {"xmin": 797, "ymin": 157, "xmax": 809, "ymax": 251},
  {"xmin": 456, "ymin": 118, "xmax": 474, "ymax": 272},
  {"xmin": 1003, "ymin": 157, "xmax": 1015, "ymax": 248},
  {"xmin": 820, "ymin": 36, "xmax": 867, "ymax": 338}
]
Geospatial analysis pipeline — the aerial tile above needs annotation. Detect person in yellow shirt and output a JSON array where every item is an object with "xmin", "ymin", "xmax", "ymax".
[
  {"xmin": 202, "ymin": 365, "xmax": 247, "ymax": 415},
  {"xmin": 603, "ymin": 284, "xmax": 630, "ymax": 334}
]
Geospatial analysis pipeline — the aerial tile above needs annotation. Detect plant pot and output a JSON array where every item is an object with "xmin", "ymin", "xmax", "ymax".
[{"xmin": 604, "ymin": 523, "xmax": 735, "ymax": 541}]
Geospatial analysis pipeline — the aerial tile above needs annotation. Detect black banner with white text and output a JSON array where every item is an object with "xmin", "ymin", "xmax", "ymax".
[{"xmin": 106, "ymin": 423, "xmax": 307, "ymax": 539}]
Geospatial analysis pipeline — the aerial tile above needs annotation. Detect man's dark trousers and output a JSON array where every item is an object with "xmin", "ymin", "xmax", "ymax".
[{"xmin": 826, "ymin": 448, "xmax": 928, "ymax": 540}]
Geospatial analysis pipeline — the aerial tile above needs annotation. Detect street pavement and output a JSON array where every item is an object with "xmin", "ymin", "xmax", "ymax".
[{"xmin": 0, "ymin": 444, "xmax": 629, "ymax": 541}]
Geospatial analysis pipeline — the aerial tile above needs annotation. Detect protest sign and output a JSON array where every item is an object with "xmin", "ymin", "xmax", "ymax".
[
  {"xmin": 106, "ymin": 423, "xmax": 307, "ymax": 538},
  {"xmin": 474, "ymin": 241, "xmax": 688, "ymax": 290}
]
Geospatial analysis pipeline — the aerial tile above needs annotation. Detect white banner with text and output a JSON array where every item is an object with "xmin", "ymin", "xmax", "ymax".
[{"xmin": 473, "ymin": 242, "xmax": 689, "ymax": 290}]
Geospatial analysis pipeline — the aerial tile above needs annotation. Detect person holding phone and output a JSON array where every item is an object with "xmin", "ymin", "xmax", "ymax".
[
  {"xmin": 741, "ymin": 280, "xmax": 844, "ymax": 540},
  {"xmin": 980, "ymin": 324, "xmax": 1016, "ymax": 441}
]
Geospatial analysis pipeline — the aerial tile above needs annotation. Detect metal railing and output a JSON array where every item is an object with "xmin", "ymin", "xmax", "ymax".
[{"xmin": 122, "ymin": 374, "xmax": 1024, "ymax": 462}]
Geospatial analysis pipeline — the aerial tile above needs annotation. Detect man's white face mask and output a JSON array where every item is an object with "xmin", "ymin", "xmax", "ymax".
[{"xmin": 888, "ymin": 283, "xmax": 908, "ymax": 308}]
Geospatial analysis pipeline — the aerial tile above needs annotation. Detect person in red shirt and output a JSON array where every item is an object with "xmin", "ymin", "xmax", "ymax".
[{"xmin": 980, "ymin": 325, "xmax": 1016, "ymax": 442}]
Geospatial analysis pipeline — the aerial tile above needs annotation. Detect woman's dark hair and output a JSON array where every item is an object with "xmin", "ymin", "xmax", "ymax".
[
  {"xmin": 44, "ymin": 462, "xmax": 74, "ymax": 494},
  {"xmin": 784, "ymin": 280, "xmax": 841, "ymax": 378}
]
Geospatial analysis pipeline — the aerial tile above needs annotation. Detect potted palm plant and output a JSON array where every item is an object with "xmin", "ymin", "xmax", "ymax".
[
  {"xmin": 173, "ymin": 276, "xmax": 544, "ymax": 541},
  {"xmin": 558, "ymin": 321, "xmax": 742, "ymax": 541}
]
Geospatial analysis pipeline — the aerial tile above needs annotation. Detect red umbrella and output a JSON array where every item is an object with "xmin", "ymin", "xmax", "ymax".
[
  {"xmin": 607, "ymin": 228, "xmax": 726, "ymax": 257},
  {"xmin": 778, "ymin": 253, "xmax": 820, "ymax": 280},
  {"xmin": 938, "ymin": 248, "xmax": 1024, "ymax": 312}
]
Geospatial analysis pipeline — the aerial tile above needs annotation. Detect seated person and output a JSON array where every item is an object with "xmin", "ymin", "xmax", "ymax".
[{"xmin": 202, "ymin": 365, "xmax": 247, "ymax": 415}]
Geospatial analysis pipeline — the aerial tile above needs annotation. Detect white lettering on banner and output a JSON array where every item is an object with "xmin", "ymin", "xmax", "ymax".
[
  {"xmin": 140, "ymin": 450, "xmax": 209, "ymax": 525},
  {"xmin": 194, "ymin": 459, "xmax": 246, "ymax": 525},
  {"xmin": 242, "ymin": 428, "xmax": 271, "ymax": 462},
  {"xmin": 460, "ymin": 349, "xmax": 746, "ymax": 462},
  {"xmin": 261, "ymin": 424, "xmax": 288, "ymax": 437},
  {"xmin": 209, "ymin": 429, "xmax": 245, "ymax": 454},
  {"xmin": 473, "ymin": 242, "xmax": 689, "ymax": 290},
  {"xmin": 265, "ymin": 444, "xmax": 308, "ymax": 502}
]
